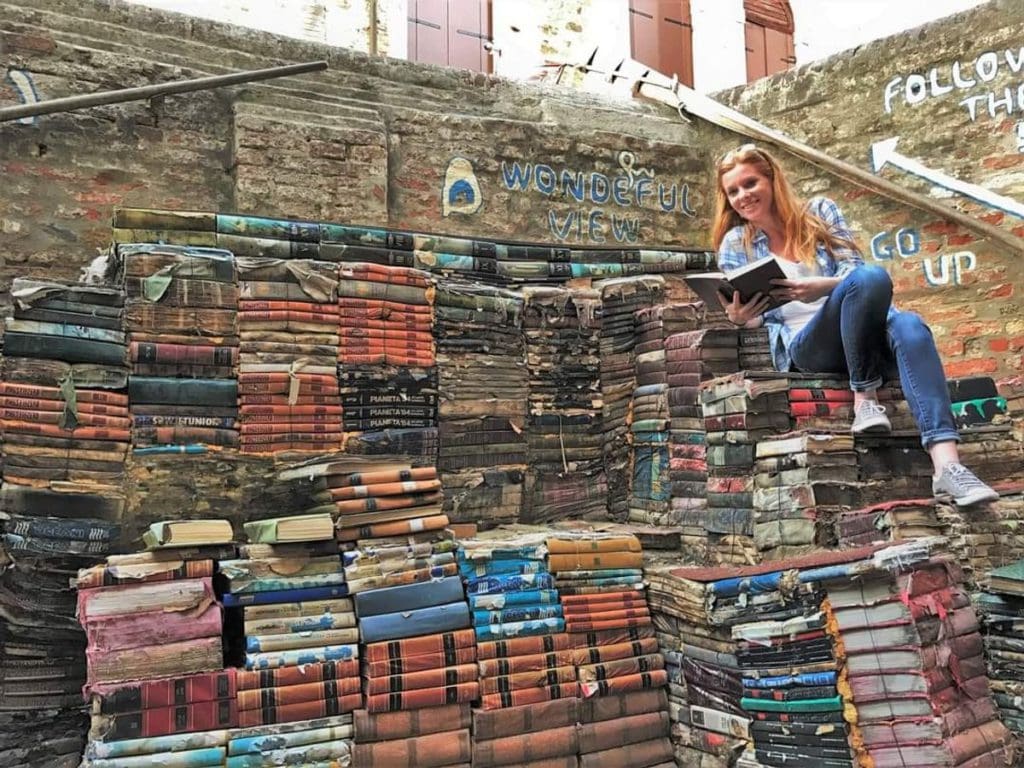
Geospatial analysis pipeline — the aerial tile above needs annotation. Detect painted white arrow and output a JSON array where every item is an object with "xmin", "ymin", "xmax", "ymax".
[
  {"xmin": 871, "ymin": 136, "xmax": 1024, "ymax": 221},
  {"xmin": 5, "ymin": 69, "xmax": 39, "ymax": 125}
]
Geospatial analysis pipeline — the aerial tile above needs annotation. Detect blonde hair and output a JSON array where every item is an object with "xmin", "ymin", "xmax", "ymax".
[{"xmin": 711, "ymin": 144, "xmax": 859, "ymax": 266}]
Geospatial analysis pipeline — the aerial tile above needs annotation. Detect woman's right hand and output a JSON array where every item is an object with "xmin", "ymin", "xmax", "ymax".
[{"xmin": 716, "ymin": 290, "xmax": 771, "ymax": 327}]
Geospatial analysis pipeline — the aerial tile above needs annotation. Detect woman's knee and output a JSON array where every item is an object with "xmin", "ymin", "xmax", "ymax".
[
  {"xmin": 888, "ymin": 310, "xmax": 932, "ymax": 347},
  {"xmin": 847, "ymin": 264, "xmax": 893, "ymax": 300}
]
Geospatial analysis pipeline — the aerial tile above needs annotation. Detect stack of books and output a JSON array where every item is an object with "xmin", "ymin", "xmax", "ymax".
[
  {"xmin": 948, "ymin": 375, "xmax": 1008, "ymax": 430},
  {"xmin": 837, "ymin": 497, "xmax": 943, "ymax": 547},
  {"xmin": 120, "ymin": 243, "xmax": 240, "ymax": 449},
  {"xmin": 83, "ymin": 728, "xmax": 229, "ymax": 768},
  {"xmin": 77, "ymin": 519, "xmax": 233, "ymax": 743},
  {"xmin": 935, "ymin": 487, "xmax": 1024, "ymax": 589},
  {"xmin": 521, "ymin": 285, "xmax": 606, "ymax": 523},
  {"xmin": 821, "ymin": 541, "xmax": 1013, "ymax": 768},
  {"xmin": 413, "ymin": 232, "xmax": 500, "ymax": 283},
  {"xmin": 787, "ymin": 377, "xmax": 913, "ymax": 433},
  {"xmin": 595, "ymin": 276, "xmax": 666, "ymax": 520},
  {"xmin": 547, "ymin": 532, "xmax": 674, "ymax": 768},
  {"xmin": 214, "ymin": 212, "xmax": 323, "ymax": 260},
  {"xmin": 646, "ymin": 566, "xmax": 749, "ymax": 768},
  {"xmin": 339, "ymin": 364, "xmax": 437, "ymax": 433},
  {"xmin": 997, "ymin": 374, "xmax": 1024, "ymax": 441},
  {"xmin": 753, "ymin": 431, "xmax": 861, "ymax": 556},
  {"xmin": 976, "ymin": 560, "xmax": 1024, "ymax": 735},
  {"xmin": 236, "ymin": 257, "xmax": 342, "ymax": 453},
  {"xmin": 737, "ymin": 326, "xmax": 772, "ymax": 370},
  {"xmin": 222, "ymin": 512, "xmax": 359, "ymax": 728},
  {"xmin": 700, "ymin": 374, "xmax": 790, "ymax": 564},
  {"xmin": 952, "ymin": 378, "xmax": 1024, "ymax": 487},
  {"xmin": 3, "ymin": 277, "xmax": 129, "ymax": 390},
  {"xmin": 435, "ymin": 281, "xmax": 527, "ymax": 526},
  {"xmin": 225, "ymin": 715, "xmax": 354, "ymax": 766}
]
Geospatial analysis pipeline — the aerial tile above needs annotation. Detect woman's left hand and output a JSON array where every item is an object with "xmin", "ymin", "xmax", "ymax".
[{"xmin": 770, "ymin": 277, "xmax": 838, "ymax": 303}]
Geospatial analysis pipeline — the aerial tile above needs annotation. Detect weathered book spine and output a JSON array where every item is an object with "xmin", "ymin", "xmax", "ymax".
[
  {"xmin": 471, "ymin": 725, "xmax": 578, "ymax": 768},
  {"xmin": 91, "ymin": 669, "xmax": 235, "ymax": 714},
  {"xmin": 91, "ymin": 698, "xmax": 237, "ymax": 741},
  {"xmin": 478, "ymin": 666, "xmax": 576, "ymax": 695},
  {"xmin": 364, "ymin": 681, "xmax": 480, "ymax": 713},
  {"xmin": 363, "ymin": 663, "xmax": 478, "ymax": 695},
  {"xmin": 579, "ymin": 688, "xmax": 668, "ymax": 723},
  {"xmin": 363, "ymin": 646, "xmax": 478, "ymax": 678},
  {"xmin": 471, "ymin": 697, "xmax": 579, "ymax": 740},
  {"xmin": 577, "ymin": 710, "xmax": 670, "ymax": 753},
  {"xmin": 353, "ymin": 703, "xmax": 471, "ymax": 741},
  {"xmin": 351, "ymin": 729, "xmax": 471, "ymax": 768},
  {"xmin": 224, "ymin": 740, "xmax": 351, "ymax": 768},
  {"xmin": 235, "ymin": 693, "xmax": 361, "ymax": 727},
  {"xmin": 236, "ymin": 659, "xmax": 360, "ymax": 690},
  {"xmin": 479, "ymin": 682, "xmax": 580, "ymax": 711},
  {"xmin": 478, "ymin": 650, "xmax": 577, "ymax": 678},
  {"xmin": 476, "ymin": 633, "xmax": 573, "ymax": 660},
  {"xmin": 236, "ymin": 677, "xmax": 362, "ymax": 711}
]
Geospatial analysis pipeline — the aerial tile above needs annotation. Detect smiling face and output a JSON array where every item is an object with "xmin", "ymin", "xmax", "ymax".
[{"xmin": 720, "ymin": 161, "xmax": 776, "ymax": 228}]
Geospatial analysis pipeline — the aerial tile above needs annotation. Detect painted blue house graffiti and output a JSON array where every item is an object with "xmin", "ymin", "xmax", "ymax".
[
  {"xmin": 498, "ymin": 151, "xmax": 697, "ymax": 244},
  {"xmin": 441, "ymin": 157, "xmax": 483, "ymax": 217},
  {"xmin": 870, "ymin": 227, "xmax": 978, "ymax": 287}
]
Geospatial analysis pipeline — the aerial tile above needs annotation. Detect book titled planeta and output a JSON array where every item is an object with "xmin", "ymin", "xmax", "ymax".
[{"xmin": 683, "ymin": 255, "xmax": 801, "ymax": 311}]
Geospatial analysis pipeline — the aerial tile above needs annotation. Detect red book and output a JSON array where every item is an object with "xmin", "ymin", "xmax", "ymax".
[
  {"xmin": 364, "ymin": 663, "xmax": 478, "ymax": 695},
  {"xmin": 237, "ymin": 382, "xmax": 340, "ymax": 396},
  {"xmin": 363, "ymin": 629, "xmax": 476, "ymax": 665},
  {"xmin": 1, "ymin": 421, "xmax": 130, "ymax": 441},
  {"xmin": 130, "ymin": 342, "xmax": 238, "ymax": 366},
  {"xmin": 567, "ymin": 626, "xmax": 655, "ymax": 649},
  {"xmin": 478, "ymin": 665, "xmax": 576, "ymax": 695},
  {"xmin": 479, "ymin": 682, "xmax": 580, "ymax": 711},
  {"xmin": 241, "ymin": 431, "xmax": 341, "ymax": 444},
  {"xmin": 354, "ymin": 703, "xmax": 470, "ymax": 742},
  {"xmin": 339, "ymin": 329, "xmax": 434, "ymax": 342},
  {"xmin": 579, "ymin": 670, "xmax": 668, "ymax": 698},
  {"xmin": 364, "ymin": 681, "xmax": 479, "ymax": 713},
  {"xmin": 89, "ymin": 669, "xmax": 235, "ymax": 714},
  {"xmin": 337, "ymin": 298, "xmax": 431, "ymax": 314},
  {"xmin": 353, "ymin": 729, "xmax": 471, "ymax": 768},
  {"xmin": 569, "ymin": 638, "xmax": 659, "ymax": 665},
  {"xmin": 240, "ymin": 405, "xmax": 343, "ymax": 417},
  {"xmin": 576, "ymin": 654, "xmax": 665, "ymax": 683},
  {"xmin": 0, "ymin": 396, "xmax": 129, "ymax": 416},
  {"xmin": 240, "ymin": 300, "xmax": 340, "ymax": 314},
  {"xmin": 0, "ymin": 408, "xmax": 131, "ymax": 429},
  {"xmin": 363, "ymin": 646, "xmax": 477, "ymax": 678},
  {"xmin": 239, "ymin": 423, "xmax": 342, "ymax": 436},
  {"xmin": 789, "ymin": 388, "xmax": 854, "ymax": 403},
  {"xmin": 76, "ymin": 559, "xmax": 215, "ymax": 590},
  {"xmin": 477, "ymin": 633, "xmax": 572, "ymax": 661},
  {"xmin": 238, "ymin": 310, "xmax": 339, "ymax": 324},
  {"xmin": 238, "ymin": 373, "xmax": 337, "ymax": 385},
  {"xmin": 478, "ymin": 650, "xmax": 577, "ymax": 678},
  {"xmin": 92, "ymin": 697, "xmax": 237, "ymax": 741},
  {"xmin": 237, "ymin": 677, "xmax": 362, "ymax": 711},
  {"xmin": 236, "ymin": 693, "xmax": 361, "ymax": 727},
  {"xmin": 236, "ymin": 660, "xmax": 359, "ymax": 691},
  {"xmin": 0, "ymin": 382, "xmax": 128, "ymax": 405}
]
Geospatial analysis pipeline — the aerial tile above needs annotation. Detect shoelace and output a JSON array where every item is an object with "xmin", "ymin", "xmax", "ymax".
[
  {"xmin": 946, "ymin": 463, "xmax": 987, "ymax": 489},
  {"xmin": 857, "ymin": 401, "xmax": 887, "ymax": 417}
]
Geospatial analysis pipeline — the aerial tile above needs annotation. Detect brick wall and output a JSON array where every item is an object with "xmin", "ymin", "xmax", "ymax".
[{"xmin": 711, "ymin": 0, "xmax": 1023, "ymax": 379}]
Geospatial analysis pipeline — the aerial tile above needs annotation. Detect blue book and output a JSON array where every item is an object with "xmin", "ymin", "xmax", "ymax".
[
  {"xmin": 468, "ymin": 589, "xmax": 560, "ymax": 610},
  {"xmin": 472, "ymin": 604, "xmax": 563, "ymax": 626},
  {"xmin": 459, "ymin": 559, "xmax": 543, "ymax": 578},
  {"xmin": 353, "ymin": 575, "xmax": 464, "ymax": 618},
  {"xmin": 358, "ymin": 601, "xmax": 470, "ymax": 644},
  {"xmin": 473, "ymin": 617, "xmax": 565, "ymax": 642},
  {"xmin": 465, "ymin": 572, "xmax": 555, "ymax": 595},
  {"xmin": 223, "ymin": 584, "xmax": 350, "ymax": 607}
]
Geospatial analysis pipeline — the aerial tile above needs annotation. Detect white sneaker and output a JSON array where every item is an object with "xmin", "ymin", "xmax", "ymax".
[
  {"xmin": 851, "ymin": 400, "xmax": 891, "ymax": 434},
  {"xmin": 933, "ymin": 462, "xmax": 1000, "ymax": 507}
]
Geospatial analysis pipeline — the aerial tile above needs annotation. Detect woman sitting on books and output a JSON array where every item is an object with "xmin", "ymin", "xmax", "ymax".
[{"xmin": 711, "ymin": 143, "xmax": 997, "ymax": 507}]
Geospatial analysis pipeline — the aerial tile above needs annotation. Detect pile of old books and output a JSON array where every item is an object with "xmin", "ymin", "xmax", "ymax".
[
  {"xmin": 999, "ymin": 374, "xmax": 1024, "ymax": 441},
  {"xmin": 0, "ymin": 486, "xmax": 124, "ymax": 768},
  {"xmin": 435, "ymin": 281, "xmax": 527, "ymax": 527},
  {"xmin": 522, "ymin": 286, "xmax": 606, "ymax": 523},
  {"xmin": 754, "ymin": 430, "xmax": 860, "ymax": 557},
  {"xmin": 120, "ymin": 244, "xmax": 240, "ymax": 450},
  {"xmin": 951, "ymin": 377, "xmax": 1024, "ymax": 489},
  {"xmin": 837, "ymin": 497, "xmax": 943, "ymax": 547},
  {"xmin": 236, "ymin": 257, "xmax": 342, "ymax": 453},
  {"xmin": 595, "ymin": 276, "xmax": 665, "ymax": 519},
  {"xmin": 548, "ymin": 532, "xmax": 674, "ymax": 768},
  {"xmin": 221, "ymin": 512, "xmax": 359, "ymax": 728},
  {"xmin": 214, "ymin": 212, "xmax": 324, "ymax": 260},
  {"xmin": 935, "ymin": 487, "xmax": 1024, "ymax": 589},
  {"xmin": 414, "ymin": 233, "xmax": 500, "ymax": 282},
  {"xmin": 353, "ymin": 587, "xmax": 476, "ymax": 766},
  {"xmin": 225, "ymin": 715, "xmax": 354, "ymax": 767},
  {"xmin": 340, "ymin": 365, "xmax": 437, "ymax": 433},
  {"xmin": 821, "ymin": 539, "xmax": 1013, "ymax": 768},
  {"xmin": 701, "ymin": 373, "xmax": 788, "ymax": 564},
  {"xmin": 976, "ymin": 559, "xmax": 1024, "ymax": 735},
  {"xmin": 77, "ymin": 518, "xmax": 233, "ymax": 750}
]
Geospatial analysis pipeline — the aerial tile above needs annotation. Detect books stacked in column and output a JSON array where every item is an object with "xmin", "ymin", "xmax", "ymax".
[
  {"xmin": 319, "ymin": 223, "xmax": 415, "ymax": 266},
  {"xmin": 353, "ymin": 577, "xmax": 476, "ymax": 768},
  {"xmin": 83, "ymin": 728, "xmax": 229, "ymax": 768},
  {"xmin": 340, "ymin": 363, "xmax": 437, "ymax": 433},
  {"xmin": 953, "ymin": 379, "xmax": 1024, "ymax": 485},
  {"xmin": 630, "ymin": 305, "xmax": 704, "ymax": 529},
  {"xmin": 836, "ymin": 498, "xmax": 942, "ymax": 547},
  {"xmin": 821, "ymin": 540, "xmax": 1013, "ymax": 768},
  {"xmin": 467, "ymin": 530, "xmax": 578, "ymax": 768},
  {"xmin": 3, "ymin": 277, "xmax": 129, "ymax": 390},
  {"xmin": 998, "ymin": 374, "xmax": 1024, "ymax": 442},
  {"xmin": 976, "ymin": 560, "xmax": 1024, "ymax": 735},
  {"xmin": 666, "ymin": 332, "xmax": 743, "ymax": 561},
  {"xmin": 727, "ymin": 572, "xmax": 854, "ymax": 768},
  {"xmin": 215, "ymin": 213, "xmax": 323, "ymax": 260},
  {"xmin": 948, "ymin": 376, "xmax": 1007, "ymax": 430},
  {"xmin": 596, "ymin": 276, "xmax": 665, "ymax": 520},
  {"xmin": 700, "ymin": 374, "xmax": 789, "ymax": 564},
  {"xmin": 855, "ymin": 431, "xmax": 933, "ymax": 501},
  {"xmin": 645, "ymin": 567, "xmax": 749, "ymax": 768},
  {"xmin": 547, "ymin": 532, "xmax": 673, "ymax": 768},
  {"xmin": 414, "ymin": 233, "xmax": 499, "ymax": 282},
  {"xmin": 77, "ymin": 520, "xmax": 233, "ymax": 745},
  {"xmin": 112, "ymin": 208, "xmax": 220, "ymax": 249},
  {"xmin": 0, "ymin": 487, "xmax": 123, "ymax": 768},
  {"xmin": 737, "ymin": 327, "xmax": 772, "ymax": 371},
  {"xmin": 435, "ymin": 282, "xmax": 527, "ymax": 527},
  {"xmin": 224, "ymin": 715, "xmax": 354, "ymax": 767},
  {"xmin": 222, "ymin": 513, "xmax": 360, "ymax": 728},
  {"xmin": 236, "ymin": 257, "xmax": 342, "ymax": 453},
  {"xmin": 522, "ymin": 286, "xmax": 606, "ymax": 523},
  {"xmin": 753, "ymin": 432, "xmax": 861, "ymax": 557},
  {"xmin": 121, "ymin": 243, "xmax": 240, "ymax": 450},
  {"xmin": 935, "ymin": 488, "xmax": 1024, "ymax": 589}
]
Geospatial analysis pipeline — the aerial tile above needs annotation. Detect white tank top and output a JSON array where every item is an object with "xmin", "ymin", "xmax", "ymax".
[{"xmin": 774, "ymin": 255, "xmax": 826, "ymax": 337}]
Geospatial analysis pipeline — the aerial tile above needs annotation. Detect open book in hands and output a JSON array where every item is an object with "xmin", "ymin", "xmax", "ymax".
[{"xmin": 683, "ymin": 255, "xmax": 802, "ymax": 312}]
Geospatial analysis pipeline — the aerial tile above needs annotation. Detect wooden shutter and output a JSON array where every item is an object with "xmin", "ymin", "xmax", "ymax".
[
  {"xmin": 409, "ymin": 0, "xmax": 449, "ymax": 67},
  {"xmin": 744, "ymin": 21, "xmax": 767, "ymax": 82},
  {"xmin": 744, "ymin": 0, "xmax": 794, "ymax": 33},
  {"xmin": 629, "ymin": 0, "xmax": 693, "ymax": 87},
  {"xmin": 764, "ymin": 26, "xmax": 795, "ymax": 76},
  {"xmin": 743, "ymin": 0, "xmax": 794, "ymax": 81},
  {"xmin": 448, "ymin": 0, "xmax": 491, "ymax": 73}
]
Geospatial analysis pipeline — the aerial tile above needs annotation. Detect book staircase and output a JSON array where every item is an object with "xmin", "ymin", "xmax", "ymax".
[{"xmin": 0, "ymin": 207, "xmax": 1021, "ymax": 767}]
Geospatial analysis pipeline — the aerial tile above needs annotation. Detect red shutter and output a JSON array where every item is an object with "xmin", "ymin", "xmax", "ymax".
[
  {"xmin": 743, "ymin": 0, "xmax": 794, "ymax": 33},
  {"xmin": 448, "ymin": 0, "xmax": 491, "ymax": 73},
  {"xmin": 764, "ymin": 26, "xmax": 795, "ymax": 75},
  {"xmin": 744, "ymin": 21, "xmax": 767, "ymax": 82},
  {"xmin": 409, "ymin": 0, "xmax": 449, "ymax": 67},
  {"xmin": 630, "ymin": 0, "xmax": 693, "ymax": 87}
]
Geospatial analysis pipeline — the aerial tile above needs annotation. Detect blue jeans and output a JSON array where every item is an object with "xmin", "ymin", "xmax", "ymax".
[{"xmin": 788, "ymin": 265, "xmax": 959, "ymax": 448}]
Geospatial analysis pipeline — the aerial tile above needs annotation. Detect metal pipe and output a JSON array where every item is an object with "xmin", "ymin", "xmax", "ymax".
[{"xmin": 0, "ymin": 60, "xmax": 329, "ymax": 123}]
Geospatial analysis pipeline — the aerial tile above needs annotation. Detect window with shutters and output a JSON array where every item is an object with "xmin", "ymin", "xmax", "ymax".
[
  {"xmin": 744, "ymin": 0, "xmax": 795, "ymax": 82},
  {"xmin": 628, "ymin": 0, "xmax": 694, "ymax": 87},
  {"xmin": 408, "ymin": 0, "xmax": 492, "ymax": 73}
]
